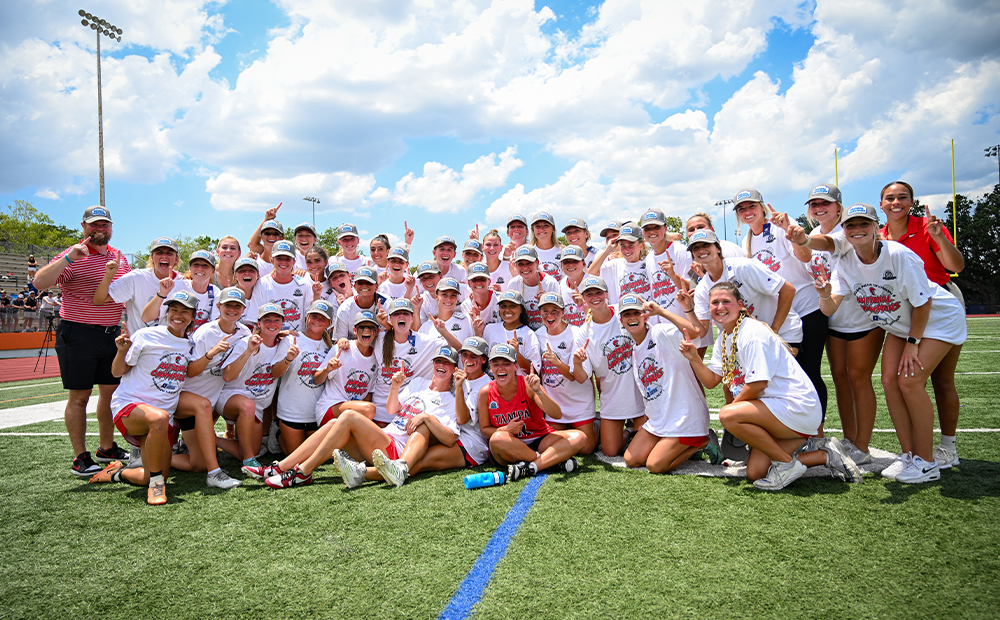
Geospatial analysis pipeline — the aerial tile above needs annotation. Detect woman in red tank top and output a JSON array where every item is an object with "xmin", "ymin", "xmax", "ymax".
[{"xmin": 477, "ymin": 343, "xmax": 586, "ymax": 480}]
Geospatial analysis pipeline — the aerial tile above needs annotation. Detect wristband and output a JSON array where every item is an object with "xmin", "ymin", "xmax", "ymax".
[
  {"xmin": 819, "ymin": 294, "xmax": 831, "ymax": 300},
  {"xmin": 796, "ymin": 238, "xmax": 809, "ymax": 247},
  {"xmin": 64, "ymin": 255, "xmax": 74, "ymax": 264},
  {"xmin": 157, "ymin": 293, "xmax": 166, "ymax": 298}
]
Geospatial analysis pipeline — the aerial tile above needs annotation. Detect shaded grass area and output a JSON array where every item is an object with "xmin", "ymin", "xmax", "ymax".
[{"xmin": 0, "ymin": 435, "xmax": 521, "ymax": 620}]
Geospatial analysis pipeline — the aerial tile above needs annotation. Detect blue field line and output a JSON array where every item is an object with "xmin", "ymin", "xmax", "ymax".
[{"xmin": 438, "ymin": 474, "xmax": 548, "ymax": 620}]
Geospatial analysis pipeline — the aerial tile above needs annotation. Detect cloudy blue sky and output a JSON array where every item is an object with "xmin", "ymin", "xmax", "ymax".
[{"xmin": 2, "ymin": 0, "xmax": 998, "ymax": 259}]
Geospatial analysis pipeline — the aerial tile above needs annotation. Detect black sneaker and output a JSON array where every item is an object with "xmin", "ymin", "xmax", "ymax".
[
  {"xmin": 507, "ymin": 461, "xmax": 534, "ymax": 481},
  {"xmin": 558, "ymin": 457, "xmax": 579, "ymax": 473},
  {"xmin": 71, "ymin": 452, "xmax": 103, "ymax": 477},
  {"xmin": 95, "ymin": 442, "xmax": 130, "ymax": 463}
]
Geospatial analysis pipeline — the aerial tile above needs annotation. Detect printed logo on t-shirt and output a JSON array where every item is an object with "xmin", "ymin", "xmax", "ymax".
[
  {"xmin": 150, "ymin": 352, "xmax": 188, "ymax": 394},
  {"xmin": 651, "ymin": 270, "xmax": 678, "ymax": 305},
  {"xmin": 636, "ymin": 357, "xmax": 664, "ymax": 401},
  {"xmin": 210, "ymin": 345, "xmax": 237, "ymax": 377},
  {"xmin": 540, "ymin": 262, "xmax": 562, "ymax": 282},
  {"xmin": 753, "ymin": 249, "xmax": 781, "ymax": 273},
  {"xmin": 344, "ymin": 368, "xmax": 373, "ymax": 398},
  {"xmin": 809, "ymin": 255, "xmax": 831, "ymax": 281},
  {"xmin": 524, "ymin": 299, "xmax": 542, "ymax": 330},
  {"xmin": 563, "ymin": 303, "xmax": 585, "ymax": 326},
  {"xmin": 379, "ymin": 357, "xmax": 414, "ymax": 384},
  {"xmin": 853, "ymin": 283, "xmax": 902, "ymax": 326},
  {"xmin": 245, "ymin": 363, "xmax": 276, "ymax": 397},
  {"xmin": 619, "ymin": 272, "xmax": 650, "ymax": 296},
  {"xmin": 883, "ymin": 270, "xmax": 896, "ymax": 281},
  {"xmin": 297, "ymin": 352, "xmax": 323, "ymax": 388},
  {"xmin": 729, "ymin": 365, "xmax": 746, "ymax": 397},
  {"xmin": 393, "ymin": 395, "xmax": 426, "ymax": 430},
  {"xmin": 275, "ymin": 299, "xmax": 301, "ymax": 327},
  {"xmin": 193, "ymin": 308, "xmax": 212, "ymax": 330},
  {"xmin": 541, "ymin": 358, "xmax": 565, "ymax": 388},
  {"xmin": 602, "ymin": 335, "xmax": 635, "ymax": 375}
]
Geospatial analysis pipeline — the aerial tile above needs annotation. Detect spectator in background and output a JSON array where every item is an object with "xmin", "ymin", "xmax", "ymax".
[
  {"xmin": 27, "ymin": 255, "xmax": 37, "ymax": 283},
  {"xmin": 39, "ymin": 290, "xmax": 54, "ymax": 328},
  {"xmin": 0, "ymin": 290, "xmax": 11, "ymax": 332},
  {"xmin": 23, "ymin": 290, "xmax": 38, "ymax": 331},
  {"xmin": 11, "ymin": 293, "xmax": 23, "ymax": 331},
  {"xmin": 32, "ymin": 205, "xmax": 132, "ymax": 477}
]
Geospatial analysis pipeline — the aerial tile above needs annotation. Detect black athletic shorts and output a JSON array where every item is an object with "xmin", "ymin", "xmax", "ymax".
[
  {"xmin": 278, "ymin": 418, "xmax": 319, "ymax": 432},
  {"xmin": 827, "ymin": 327, "xmax": 880, "ymax": 342},
  {"xmin": 55, "ymin": 320, "xmax": 121, "ymax": 390}
]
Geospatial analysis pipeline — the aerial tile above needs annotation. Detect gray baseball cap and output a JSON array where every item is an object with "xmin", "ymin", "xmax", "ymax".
[
  {"xmin": 188, "ymin": 250, "xmax": 217, "ymax": 268},
  {"xmin": 388, "ymin": 246, "xmax": 410, "ymax": 262},
  {"xmin": 353, "ymin": 266, "xmax": 378, "ymax": 284},
  {"xmin": 733, "ymin": 188, "xmax": 764, "ymax": 207},
  {"xmin": 538, "ymin": 292, "xmax": 564, "ymax": 309},
  {"xmin": 257, "ymin": 302, "xmax": 283, "ymax": 320},
  {"xmin": 270, "ymin": 241, "xmax": 295, "ymax": 258},
  {"xmin": 150, "ymin": 237, "xmax": 179, "ymax": 253},
  {"xmin": 617, "ymin": 224, "xmax": 642, "ymax": 242},
  {"xmin": 83, "ymin": 205, "xmax": 112, "ymax": 223},
  {"xmin": 432, "ymin": 346, "xmax": 459, "ymax": 365},
  {"xmin": 294, "ymin": 222, "xmax": 317, "ymax": 236},
  {"xmin": 640, "ymin": 209, "xmax": 667, "ymax": 227},
  {"xmin": 460, "ymin": 336, "xmax": 489, "ymax": 357},
  {"xmin": 388, "ymin": 298, "xmax": 415, "ymax": 315},
  {"xmin": 580, "ymin": 276, "xmax": 608, "ymax": 293},
  {"xmin": 687, "ymin": 229, "xmax": 719, "ymax": 247},
  {"xmin": 354, "ymin": 310, "xmax": 380, "ymax": 328},
  {"xmin": 806, "ymin": 184, "xmax": 843, "ymax": 204},
  {"xmin": 325, "ymin": 261, "xmax": 348, "ymax": 278},
  {"xmin": 218, "ymin": 287, "xmax": 247, "ymax": 307},
  {"xmin": 560, "ymin": 246, "xmax": 586, "ymax": 262},
  {"xmin": 489, "ymin": 342, "xmax": 517, "ymax": 363},
  {"xmin": 436, "ymin": 277, "xmax": 461, "ymax": 293},
  {"xmin": 307, "ymin": 299, "xmax": 335, "ymax": 320},
  {"xmin": 599, "ymin": 220, "xmax": 623, "ymax": 238},
  {"xmin": 416, "ymin": 261, "xmax": 440, "ymax": 276},
  {"xmin": 841, "ymin": 203, "xmax": 879, "ymax": 224},
  {"xmin": 562, "ymin": 218, "xmax": 589, "ymax": 233},
  {"xmin": 234, "ymin": 257, "xmax": 259, "ymax": 272},
  {"xmin": 466, "ymin": 262, "xmax": 491, "ymax": 280},
  {"xmin": 618, "ymin": 294, "xmax": 645, "ymax": 314},
  {"xmin": 513, "ymin": 246, "xmax": 538, "ymax": 263},
  {"xmin": 262, "ymin": 220, "xmax": 284, "ymax": 234},
  {"xmin": 163, "ymin": 289, "xmax": 199, "ymax": 310}
]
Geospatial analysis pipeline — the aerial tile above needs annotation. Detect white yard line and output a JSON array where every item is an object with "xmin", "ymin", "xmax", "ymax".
[{"xmin": 0, "ymin": 381, "xmax": 61, "ymax": 391}]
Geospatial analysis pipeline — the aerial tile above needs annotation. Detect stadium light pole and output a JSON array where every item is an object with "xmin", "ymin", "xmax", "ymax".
[
  {"xmin": 714, "ymin": 199, "xmax": 732, "ymax": 241},
  {"xmin": 986, "ymin": 145, "xmax": 1000, "ymax": 186},
  {"xmin": 303, "ymin": 196, "xmax": 320, "ymax": 228},
  {"xmin": 78, "ymin": 9, "xmax": 123, "ymax": 208}
]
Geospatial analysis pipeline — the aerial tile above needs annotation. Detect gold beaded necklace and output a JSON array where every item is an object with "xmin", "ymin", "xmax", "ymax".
[{"xmin": 720, "ymin": 310, "xmax": 747, "ymax": 385}]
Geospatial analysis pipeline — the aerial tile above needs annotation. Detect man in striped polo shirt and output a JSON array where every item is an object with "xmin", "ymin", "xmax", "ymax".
[{"xmin": 33, "ymin": 206, "xmax": 133, "ymax": 477}]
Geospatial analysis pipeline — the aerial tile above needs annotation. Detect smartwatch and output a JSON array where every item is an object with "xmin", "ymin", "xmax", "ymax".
[{"xmin": 906, "ymin": 336, "xmax": 921, "ymax": 346}]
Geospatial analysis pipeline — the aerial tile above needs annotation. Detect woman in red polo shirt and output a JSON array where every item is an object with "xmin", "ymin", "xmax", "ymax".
[{"xmin": 879, "ymin": 181, "xmax": 966, "ymax": 469}]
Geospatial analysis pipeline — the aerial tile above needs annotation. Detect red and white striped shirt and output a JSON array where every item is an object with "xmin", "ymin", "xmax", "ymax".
[{"xmin": 53, "ymin": 242, "xmax": 131, "ymax": 326}]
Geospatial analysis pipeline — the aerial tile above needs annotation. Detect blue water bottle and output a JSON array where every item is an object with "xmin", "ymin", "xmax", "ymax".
[{"xmin": 464, "ymin": 471, "xmax": 506, "ymax": 489}]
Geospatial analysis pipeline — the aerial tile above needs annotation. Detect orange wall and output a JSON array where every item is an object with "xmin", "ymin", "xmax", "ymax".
[{"xmin": 0, "ymin": 333, "xmax": 50, "ymax": 351}]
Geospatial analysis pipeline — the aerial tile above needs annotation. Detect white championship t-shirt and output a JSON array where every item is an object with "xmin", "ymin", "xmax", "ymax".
[
  {"xmin": 707, "ymin": 318, "xmax": 821, "ymax": 436},
  {"xmin": 110, "ymin": 325, "xmax": 193, "ymax": 417},
  {"xmin": 746, "ymin": 223, "xmax": 820, "ymax": 318},
  {"xmin": 584, "ymin": 310, "xmax": 644, "ymax": 421},
  {"xmin": 314, "ymin": 341, "xmax": 378, "ymax": 423},
  {"xmin": 630, "ymin": 322, "xmax": 709, "ymax": 438},
  {"xmin": 384, "ymin": 377, "xmax": 459, "ymax": 451},
  {"xmin": 371, "ymin": 331, "xmax": 443, "ymax": 423},
  {"xmin": 276, "ymin": 335, "xmax": 330, "ymax": 424},
  {"xmin": 536, "ymin": 324, "xmax": 595, "ymax": 425},
  {"xmin": 256, "ymin": 274, "xmax": 313, "ymax": 332},
  {"xmin": 505, "ymin": 275, "xmax": 560, "ymax": 331},
  {"xmin": 482, "ymin": 322, "xmax": 541, "ymax": 374},
  {"xmin": 108, "ymin": 268, "xmax": 182, "ymax": 336},
  {"xmin": 182, "ymin": 320, "xmax": 251, "ymax": 405}
]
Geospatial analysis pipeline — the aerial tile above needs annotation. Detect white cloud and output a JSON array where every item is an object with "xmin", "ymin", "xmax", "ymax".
[
  {"xmin": 393, "ymin": 147, "xmax": 523, "ymax": 212},
  {"xmin": 34, "ymin": 189, "xmax": 61, "ymax": 200},
  {"xmin": 206, "ymin": 170, "xmax": 376, "ymax": 212}
]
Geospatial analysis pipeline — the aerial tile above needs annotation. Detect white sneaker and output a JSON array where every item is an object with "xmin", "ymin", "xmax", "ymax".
[
  {"xmin": 933, "ymin": 443, "xmax": 959, "ymax": 469},
  {"xmin": 823, "ymin": 438, "xmax": 864, "ymax": 483},
  {"xmin": 895, "ymin": 455, "xmax": 941, "ymax": 484},
  {"xmin": 839, "ymin": 438, "xmax": 872, "ymax": 466},
  {"xmin": 753, "ymin": 458, "xmax": 807, "ymax": 491},
  {"xmin": 881, "ymin": 453, "xmax": 912, "ymax": 481},
  {"xmin": 372, "ymin": 449, "xmax": 409, "ymax": 487},
  {"xmin": 206, "ymin": 469, "xmax": 242, "ymax": 489},
  {"xmin": 334, "ymin": 449, "xmax": 367, "ymax": 489}
]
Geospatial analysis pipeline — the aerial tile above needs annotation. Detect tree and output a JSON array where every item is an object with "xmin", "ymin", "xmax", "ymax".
[
  {"xmin": 795, "ymin": 214, "xmax": 815, "ymax": 235},
  {"xmin": 943, "ymin": 185, "xmax": 1000, "ymax": 311},
  {"xmin": 317, "ymin": 227, "xmax": 341, "ymax": 256},
  {"xmin": 0, "ymin": 200, "xmax": 81, "ymax": 249}
]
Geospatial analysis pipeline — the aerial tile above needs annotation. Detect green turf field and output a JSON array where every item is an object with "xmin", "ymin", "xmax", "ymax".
[{"xmin": 1, "ymin": 318, "xmax": 998, "ymax": 619}]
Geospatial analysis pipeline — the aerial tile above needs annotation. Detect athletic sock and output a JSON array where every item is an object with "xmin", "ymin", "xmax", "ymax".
[
  {"xmin": 208, "ymin": 468, "xmax": 221, "ymax": 476},
  {"xmin": 111, "ymin": 470, "xmax": 124, "ymax": 483},
  {"xmin": 940, "ymin": 434, "xmax": 956, "ymax": 449},
  {"xmin": 149, "ymin": 472, "xmax": 164, "ymax": 486},
  {"xmin": 528, "ymin": 462, "xmax": 539, "ymax": 476}
]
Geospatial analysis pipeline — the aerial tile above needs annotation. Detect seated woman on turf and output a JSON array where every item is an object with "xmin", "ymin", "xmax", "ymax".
[
  {"xmin": 88, "ymin": 291, "xmax": 198, "ymax": 506},
  {"xmin": 274, "ymin": 300, "xmax": 334, "ymax": 455},
  {"xmin": 214, "ymin": 303, "xmax": 295, "ymax": 474},
  {"xmin": 479, "ymin": 343, "xmax": 586, "ymax": 481},
  {"xmin": 313, "ymin": 311, "xmax": 380, "ymax": 426},
  {"xmin": 679, "ymin": 282, "xmax": 862, "ymax": 491},
  {"xmin": 247, "ymin": 346, "xmax": 461, "ymax": 489},
  {"xmin": 614, "ymin": 293, "xmax": 718, "ymax": 472},
  {"xmin": 171, "ymin": 287, "xmax": 252, "ymax": 489}
]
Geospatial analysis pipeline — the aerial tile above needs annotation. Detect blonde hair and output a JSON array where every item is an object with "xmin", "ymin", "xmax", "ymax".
[
  {"xmin": 739, "ymin": 202, "xmax": 776, "ymax": 258},
  {"xmin": 216, "ymin": 236, "xmax": 241, "ymax": 255}
]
